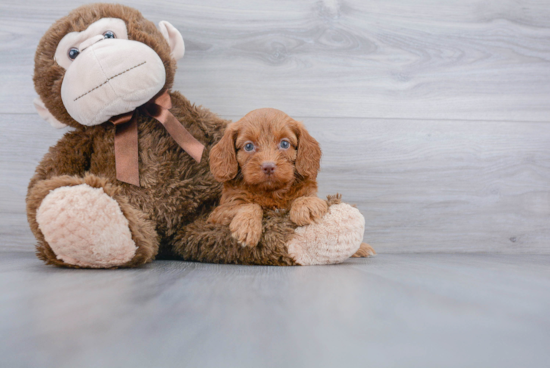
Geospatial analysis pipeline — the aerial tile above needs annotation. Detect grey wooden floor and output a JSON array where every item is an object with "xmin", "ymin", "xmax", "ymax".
[
  {"xmin": 1, "ymin": 0, "xmax": 550, "ymax": 366},
  {"xmin": 1, "ymin": 252, "xmax": 549, "ymax": 368}
]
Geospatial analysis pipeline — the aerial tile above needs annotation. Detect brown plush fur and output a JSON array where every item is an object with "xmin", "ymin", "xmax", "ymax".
[
  {"xmin": 27, "ymin": 4, "xmax": 310, "ymax": 267},
  {"xmin": 351, "ymin": 243, "xmax": 376, "ymax": 258},
  {"xmin": 33, "ymin": 3, "xmax": 176, "ymax": 129},
  {"xmin": 173, "ymin": 194, "xmax": 343, "ymax": 265},
  {"xmin": 208, "ymin": 108, "xmax": 327, "ymax": 247}
]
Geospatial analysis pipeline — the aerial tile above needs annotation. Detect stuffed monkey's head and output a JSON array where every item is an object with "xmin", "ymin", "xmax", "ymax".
[{"xmin": 33, "ymin": 3, "xmax": 185, "ymax": 128}]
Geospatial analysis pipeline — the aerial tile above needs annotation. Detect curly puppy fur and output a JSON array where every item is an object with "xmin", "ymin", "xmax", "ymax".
[{"xmin": 208, "ymin": 108, "xmax": 329, "ymax": 247}]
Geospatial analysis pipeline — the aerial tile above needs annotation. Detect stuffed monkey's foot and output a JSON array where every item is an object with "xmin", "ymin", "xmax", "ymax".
[
  {"xmin": 36, "ymin": 184, "xmax": 138, "ymax": 268},
  {"xmin": 351, "ymin": 243, "xmax": 376, "ymax": 258},
  {"xmin": 287, "ymin": 203, "xmax": 365, "ymax": 265}
]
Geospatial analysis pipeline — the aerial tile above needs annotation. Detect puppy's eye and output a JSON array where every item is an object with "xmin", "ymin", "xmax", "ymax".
[
  {"xmin": 244, "ymin": 142, "xmax": 255, "ymax": 152},
  {"xmin": 68, "ymin": 47, "xmax": 80, "ymax": 60},
  {"xmin": 279, "ymin": 139, "xmax": 290, "ymax": 150},
  {"xmin": 103, "ymin": 31, "xmax": 116, "ymax": 39}
]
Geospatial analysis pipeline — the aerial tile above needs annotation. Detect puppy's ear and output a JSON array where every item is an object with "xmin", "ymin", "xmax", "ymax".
[
  {"xmin": 292, "ymin": 120, "xmax": 322, "ymax": 180},
  {"xmin": 210, "ymin": 122, "xmax": 240, "ymax": 182}
]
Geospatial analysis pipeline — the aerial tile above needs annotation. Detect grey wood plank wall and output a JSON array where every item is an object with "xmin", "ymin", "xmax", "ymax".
[{"xmin": 1, "ymin": 0, "xmax": 549, "ymax": 253}]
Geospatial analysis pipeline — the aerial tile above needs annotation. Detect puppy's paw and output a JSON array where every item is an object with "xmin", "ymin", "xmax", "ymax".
[
  {"xmin": 351, "ymin": 243, "xmax": 376, "ymax": 258},
  {"xmin": 290, "ymin": 197, "xmax": 329, "ymax": 226},
  {"xmin": 207, "ymin": 205, "xmax": 235, "ymax": 226},
  {"xmin": 229, "ymin": 205, "xmax": 263, "ymax": 247},
  {"xmin": 230, "ymin": 215, "xmax": 262, "ymax": 247}
]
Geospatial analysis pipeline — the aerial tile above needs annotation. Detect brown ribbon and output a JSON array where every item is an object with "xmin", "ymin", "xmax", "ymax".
[{"xmin": 110, "ymin": 90, "xmax": 205, "ymax": 186}]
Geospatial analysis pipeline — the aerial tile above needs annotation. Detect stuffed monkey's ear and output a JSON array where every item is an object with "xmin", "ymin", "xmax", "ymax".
[
  {"xmin": 158, "ymin": 21, "xmax": 185, "ymax": 61},
  {"xmin": 292, "ymin": 120, "xmax": 322, "ymax": 180},
  {"xmin": 33, "ymin": 97, "xmax": 67, "ymax": 129},
  {"xmin": 209, "ymin": 123, "xmax": 240, "ymax": 182}
]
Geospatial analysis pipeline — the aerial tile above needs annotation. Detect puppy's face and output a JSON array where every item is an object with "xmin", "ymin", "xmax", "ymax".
[
  {"xmin": 235, "ymin": 115, "xmax": 298, "ymax": 189},
  {"xmin": 210, "ymin": 108, "xmax": 321, "ymax": 190}
]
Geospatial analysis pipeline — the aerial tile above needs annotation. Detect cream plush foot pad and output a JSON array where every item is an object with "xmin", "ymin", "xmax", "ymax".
[
  {"xmin": 36, "ymin": 184, "xmax": 137, "ymax": 268},
  {"xmin": 287, "ymin": 203, "xmax": 365, "ymax": 265}
]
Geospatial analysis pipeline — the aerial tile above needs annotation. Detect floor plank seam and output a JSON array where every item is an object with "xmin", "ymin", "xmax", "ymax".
[{"xmin": 3, "ymin": 112, "xmax": 550, "ymax": 125}]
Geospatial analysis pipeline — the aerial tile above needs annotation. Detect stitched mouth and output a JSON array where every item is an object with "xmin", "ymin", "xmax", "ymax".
[{"xmin": 73, "ymin": 61, "xmax": 147, "ymax": 102}]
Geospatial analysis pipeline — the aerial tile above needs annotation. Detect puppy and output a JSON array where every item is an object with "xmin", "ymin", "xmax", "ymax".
[{"xmin": 208, "ymin": 108, "xmax": 328, "ymax": 247}]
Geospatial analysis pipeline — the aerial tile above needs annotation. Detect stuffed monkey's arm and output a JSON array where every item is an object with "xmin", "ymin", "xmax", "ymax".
[
  {"xmin": 172, "ymin": 209, "xmax": 298, "ymax": 266},
  {"xmin": 287, "ymin": 196, "xmax": 366, "ymax": 265},
  {"xmin": 27, "ymin": 130, "xmax": 94, "ymax": 266},
  {"xmin": 28, "ymin": 129, "xmax": 93, "ymax": 191},
  {"xmin": 173, "ymin": 196, "xmax": 365, "ymax": 266}
]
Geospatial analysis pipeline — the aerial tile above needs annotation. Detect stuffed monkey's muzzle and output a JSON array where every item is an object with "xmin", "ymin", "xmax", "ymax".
[{"xmin": 61, "ymin": 38, "xmax": 166, "ymax": 126}]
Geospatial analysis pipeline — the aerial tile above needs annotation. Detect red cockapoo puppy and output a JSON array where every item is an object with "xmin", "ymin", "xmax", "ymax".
[
  {"xmin": 208, "ymin": 108, "xmax": 375, "ymax": 258},
  {"xmin": 208, "ymin": 108, "xmax": 325, "ymax": 246}
]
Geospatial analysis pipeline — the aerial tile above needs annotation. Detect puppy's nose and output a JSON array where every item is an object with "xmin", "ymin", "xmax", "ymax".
[{"xmin": 261, "ymin": 162, "xmax": 276, "ymax": 175}]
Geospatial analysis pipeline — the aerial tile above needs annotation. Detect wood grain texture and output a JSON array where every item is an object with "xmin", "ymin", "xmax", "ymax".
[
  {"xmin": 1, "ymin": 0, "xmax": 550, "ymax": 120},
  {"xmin": 2, "ymin": 114, "xmax": 549, "ymax": 253},
  {"xmin": 306, "ymin": 117, "xmax": 550, "ymax": 253},
  {"xmin": 1, "ymin": 252, "xmax": 549, "ymax": 368},
  {"xmin": 1, "ymin": 0, "xmax": 549, "ymax": 254},
  {"xmin": 0, "ymin": 115, "xmax": 66, "ymax": 251}
]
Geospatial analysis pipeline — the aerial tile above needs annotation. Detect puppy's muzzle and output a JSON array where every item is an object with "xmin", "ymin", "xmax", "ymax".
[{"xmin": 261, "ymin": 162, "xmax": 276, "ymax": 175}]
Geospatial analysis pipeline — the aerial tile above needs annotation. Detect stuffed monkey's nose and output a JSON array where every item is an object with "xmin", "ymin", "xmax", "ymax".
[
  {"xmin": 79, "ymin": 35, "xmax": 105, "ymax": 52},
  {"xmin": 261, "ymin": 162, "xmax": 276, "ymax": 175}
]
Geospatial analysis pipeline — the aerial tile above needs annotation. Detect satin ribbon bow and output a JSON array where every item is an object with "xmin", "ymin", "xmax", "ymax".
[{"xmin": 109, "ymin": 90, "xmax": 205, "ymax": 186}]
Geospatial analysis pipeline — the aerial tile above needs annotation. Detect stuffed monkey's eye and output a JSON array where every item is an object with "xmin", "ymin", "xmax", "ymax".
[
  {"xmin": 68, "ymin": 47, "xmax": 80, "ymax": 60},
  {"xmin": 244, "ymin": 142, "xmax": 255, "ymax": 152},
  {"xmin": 279, "ymin": 139, "xmax": 290, "ymax": 150},
  {"xmin": 103, "ymin": 31, "xmax": 116, "ymax": 39}
]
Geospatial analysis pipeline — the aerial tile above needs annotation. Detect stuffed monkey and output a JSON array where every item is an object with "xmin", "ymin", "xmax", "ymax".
[{"xmin": 27, "ymin": 3, "xmax": 368, "ymax": 268}]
